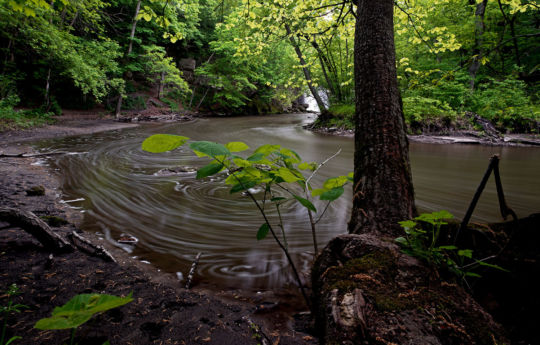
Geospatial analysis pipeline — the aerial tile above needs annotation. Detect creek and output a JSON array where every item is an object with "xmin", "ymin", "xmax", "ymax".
[{"xmin": 35, "ymin": 114, "xmax": 540, "ymax": 290}]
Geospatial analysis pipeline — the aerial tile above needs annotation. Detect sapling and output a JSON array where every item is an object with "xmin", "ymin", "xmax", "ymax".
[
  {"xmin": 395, "ymin": 211, "xmax": 507, "ymax": 285},
  {"xmin": 1, "ymin": 284, "xmax": 27, "ymax": 345},
  {"xmin": 142, "ymin": 134, "xmax": 352, "ymax": 309}
]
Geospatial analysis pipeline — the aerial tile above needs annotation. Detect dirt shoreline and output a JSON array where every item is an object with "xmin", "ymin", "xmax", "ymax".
[{"xmin": 0, "ymin": 119, "xmax": 316, "ymax": 345}]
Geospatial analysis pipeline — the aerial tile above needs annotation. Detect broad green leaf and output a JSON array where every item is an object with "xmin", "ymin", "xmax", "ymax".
[
  {"xmin": 142, "ymin": 134, "xmax": 189, "ymax": 153},
  {"xmin": 457, "ymin": 249, "xmax": 473, "ymax": 258},
  {"xmin": 276, "ymin": 168, "xmax": 302, "ymax": 183},
  {"xmin": 254, "ymin": 144, "xmax": 280, "ymax": 155},
  {"xmin": 196, "ymin": 163, "xmax": 224, "ymax": 179},
  {"xmin": 398, "ymin": 220, "xmax": 417, "ymax": 230},
  {"xmin": 432, "ymin": 210, "xmax": 454, "ymax": 220},
  {"xmin": 230, "ymin": 180, "xmax": 257, "ymax": 193},
  {"xmin": 293, "ymin": 195, "xmax": 317, "ymax": 212},
  {"xmin": 323, "ymin": 176, "xmax": 348, "ymax": 189},
  {"xmin": 297, "ymin": 162, "xmax": 312, "ymax": 170},
  {"xmin": 225, "ymin": 141, "xmax": 249, "ymax": 152},
  {"xmin": 190, "ymin": 141, "xmax": 231, "ymax": 158},
  {"xmin": 311, "ymin": 188, "xmax": 325, "ymax": 197},
  {"xmin": 233, "ymin": 158, "xmax": 252, "ymax": 168},
  {"xmin": 35, "ymin": 293, "xmax": 133, "ymax": 330},
  {"xmin": 320, "ymin": 187, "xmax": 344, "ymax": 201},
  {"xmin": 247, "ymin": 153, "xmax": 265, "ymax": 162},
  {"xmin": 257, "ymin": 223, "xmax": 269, "ymax": 240}
]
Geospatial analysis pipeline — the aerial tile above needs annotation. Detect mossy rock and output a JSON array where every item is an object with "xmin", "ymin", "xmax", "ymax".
[
  {"xmin": 40, "ymin": 215, "xmax": 68, "ymax": 227},
  {"xmin": 26, "ymin": 185, "xmax": 45, "ymax": 196}
]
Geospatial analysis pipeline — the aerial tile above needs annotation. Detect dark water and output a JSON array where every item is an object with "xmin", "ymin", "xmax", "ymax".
[{"xmin": 34, "ymin": 114, "xmax": 540, "ymax": 289}]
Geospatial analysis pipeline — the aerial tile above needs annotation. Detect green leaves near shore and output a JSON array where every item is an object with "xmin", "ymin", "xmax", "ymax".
[
  {"xmin": 35, "ymin": 293, "xmax": 133, "ymax": 330},
  {"xmin": 142, "ymin": 134, "xmax": 189, "ymax": 153}
]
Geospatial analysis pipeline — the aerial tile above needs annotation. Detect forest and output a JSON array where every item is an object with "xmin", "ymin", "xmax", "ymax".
[
  {"xmin": 0, "ymin": 0, "xmax": 538, "ymax": 133},
  {"xmin": 0, "ymin": 1, "xmax": 539, "ymax": 345}
]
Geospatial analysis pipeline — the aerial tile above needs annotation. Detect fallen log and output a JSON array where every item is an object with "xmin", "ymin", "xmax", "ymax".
[
  {"xmin": 0, "ymin": 207, "xmax": 72, "ymax": 252},
  {"xmin": 68, "ymin": 231, "xmax": 117, "ymax": 263}
]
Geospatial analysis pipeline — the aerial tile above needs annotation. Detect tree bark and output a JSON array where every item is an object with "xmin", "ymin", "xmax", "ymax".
[
  {"xmin": 116, "ymin": 0, "xmax": 142, "ymax": 118},
  {"xmin": 348, "ymin": 0, "xmax": 416, "ymax": 237},
  {"xmin": 285, "ymin": 24, "xmax": 327, "ymax": 114},
  {"xmin": 469, "ymin": 0, "xmax": 489, "ymax": 91}
]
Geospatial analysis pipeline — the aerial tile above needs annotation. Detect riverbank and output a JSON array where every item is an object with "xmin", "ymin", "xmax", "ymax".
[{"xmin": 0, "ymin": 125, "xmax": 317, "ymax": 344}]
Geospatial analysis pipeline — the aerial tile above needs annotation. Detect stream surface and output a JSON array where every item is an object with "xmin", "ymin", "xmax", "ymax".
[{"xmin": 35, "ymin": 114, "xmax": 540, "ymax": 290}]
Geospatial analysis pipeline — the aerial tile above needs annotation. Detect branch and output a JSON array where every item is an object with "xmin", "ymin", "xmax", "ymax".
[{"xmin": 0, "ymin": 207, "xmax": 72, "ymax": 252}]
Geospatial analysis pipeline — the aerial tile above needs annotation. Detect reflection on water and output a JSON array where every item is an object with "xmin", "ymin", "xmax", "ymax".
[{"xmin": 34, "ymin": 114, "xmax": 540, "ymax": 289}]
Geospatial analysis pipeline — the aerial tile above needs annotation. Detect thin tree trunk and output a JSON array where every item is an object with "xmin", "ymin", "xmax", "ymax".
[
  {"xmin": 348, "ymin": 0, "xmax": 416, "ymax": 237},
  {"xmin": 469, "ymin": 0, "xmax": 489, "ymax": 91},
  {"xmin": 497, "ymin": 0, "xmax": 521, "ymax": 67},
  {"xmin": 158, "ymin": 71, "xmax": 165, "ymax": 99},
  {"xmin": 285, "ymin": 24, "xmax": 327, "ymax": 113},
  {"xmin": 44, "ymin": 68, "xmax": 51, "ymax": 107},
  {"xmin": 311, "ymin": 39, "xmax": 337, "ymax": 99},
  {"xmin": 127, "ymin": 0, "xmax": 142, "ymax": 56},
  {"xmin": 116, "ymin": 0, "xmax": 142, "ymax": 118}
]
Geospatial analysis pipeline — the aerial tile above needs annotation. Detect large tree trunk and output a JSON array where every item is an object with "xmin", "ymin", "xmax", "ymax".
[{"xmin": 348, "ymin": 0, "xmax": 415, "ymax": 237}]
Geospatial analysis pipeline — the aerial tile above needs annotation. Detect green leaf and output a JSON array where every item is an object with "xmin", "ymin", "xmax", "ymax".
[
  {"xmin": 457, "ymin": 249, "xmax": 473, "ymax": 258},
  {"xmin": 464, "ymin": 272, "xmax": 482, "ymax": 278},
  {"xmin": 270, "ymin": 197, "xmax": 286, "ymax": 202},
  {"xmin": 230, "ymin": 180, "xmax": 257, "ymax": 193},
  {"xmin": 399, "ymin": 220, "xmax": 417, "ymax": 230},
  {"xmin": 320, "ymin": 187, "xmax": 344, "ymax": 201},
  {"xmin": 257, "ymin": 223, "xmax": 269, "ymax": 240},
  {"xmin": 196, "ymin": 163, "xmax": 224, "ymax": 179},
  {"xmin": 142, "ymin": 134, "xmax": 189, "ymax": 153},
  {"xmin": 247, "ymin": 153, "xmax": 265, "ymax": 162},
  {"xmin": 254, "ymin": 144, "xmax": 280, "ymax": 155},
  {"xmin": 35, "ymin": 293, "xmax": 133, "ymax": 330},
  {"xmin": 276, "ymin": 167, "xmax": 302, "ymax": 183},
  {"xmin": 311, "ymin": 188, "xmax": 325, "ymax": 197},
  {"xmin": 225, "ymin": 141, "xmax": 249, "ymax": 152},
  {"xmin": 190, "ymin": 141, "xmax": 231, "ymax": 158},
  {"xmin": 233, "ymin": 158, "xmax": 252, "ymax": 168},
  {"xmin": 293, "ymin": 195, "xmax": 317, "ymax": 212},
  {"xmin": 323, "ymin": 176, "xmax": 348, "ymax": 189}
]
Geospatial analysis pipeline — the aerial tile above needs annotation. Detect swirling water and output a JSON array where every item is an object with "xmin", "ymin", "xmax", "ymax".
[{"xmin": 34, "ymin": 114, "xmax": 540, "ymax": 289}]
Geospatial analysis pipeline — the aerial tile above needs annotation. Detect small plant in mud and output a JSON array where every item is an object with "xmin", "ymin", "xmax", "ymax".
[
  {"xmin": 395, "ymin": 211, "xmax": 506, "ymax": 285},
  {"xmin": 1, "ymin": 284, "xmax": 28, "ymax": 345},
  {"xmin": 34, "ymin": 292, "xmax": 133, "ymax": 345},
  {"xmin": 142, "ymin": 134, "xmax": 352, "ymax": 308}
]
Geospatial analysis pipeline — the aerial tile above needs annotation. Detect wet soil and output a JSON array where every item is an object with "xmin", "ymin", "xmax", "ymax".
[{"xmin": 0, "ymin": 120, "xmax": 317, "ymax": 345}]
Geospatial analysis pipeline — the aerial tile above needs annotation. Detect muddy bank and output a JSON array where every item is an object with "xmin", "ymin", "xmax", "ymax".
[{"xmin": 0, "ymin": 145, "xmax": 315, "ymax": 344}]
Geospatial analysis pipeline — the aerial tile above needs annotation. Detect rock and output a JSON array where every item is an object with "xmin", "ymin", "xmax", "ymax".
[
  {"xmin": 312, "ymin": 234, "xmax": 507, "ymax": 345},
  {"xmin": 179, "ymin": 58, "xmax": 196, "ymax": 71},
  {"xmin": 154, "ymin": 167, "xmax": 197, "ymax": 176},
  {"xmin": 40, "ymin": 215, "xmax": 68, "ymax": 227},
  {"xmin": 26, "ymin": 185, "xmax": 45, "ymax": 196}
]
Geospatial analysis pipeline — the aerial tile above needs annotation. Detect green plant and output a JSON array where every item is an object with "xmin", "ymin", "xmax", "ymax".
[
  {"xmin": 1, "ymin": 284, "xmax": 28, "ymax": 345},
  {"xmin": 34, "ymin": 293, "xmax": 133, "ymax": 345},
  {"xmin": 142, "ymin": 134, "xmax": 351, "ymax": 308},
  {"xmin": 395, "ymin": 211, "xmax": 506, "ymax": 284}
]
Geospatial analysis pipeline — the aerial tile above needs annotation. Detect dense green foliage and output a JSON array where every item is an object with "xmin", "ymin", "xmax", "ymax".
[{"xmin": 0, "ymin": 0, "xmax": 538, "ymax": 132}]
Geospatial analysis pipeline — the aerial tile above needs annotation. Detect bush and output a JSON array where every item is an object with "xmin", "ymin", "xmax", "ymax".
[
  {"xmin": 466, "ymin": 77, "xmax": 539, "ymax": 132},
  {"xmin": 121, "ymin": 95, "xmax": 147, "ymax": 110},
  {"xmin": 0, "ymin": 94, "xmax": 54, "ymax": 131}
]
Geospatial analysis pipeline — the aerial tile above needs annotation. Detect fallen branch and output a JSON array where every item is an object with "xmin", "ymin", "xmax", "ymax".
[
  {"xmin": 0, "ymin": 151, "xmax": 71, "ymax": 158},
  {"xmin": 243, "ymin": 316, "xmax": 271, "ymax": 345},
  {"xmin": 0, "ymin": 207, "xmax": 72, "ymax": 252},
  {"xmin": 185, "ymin": 252, "xmax": 202, "ymax": 289},
  {"xmin": 68, "ymin": 231, "xmax": 117, "ymax": 263}
]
